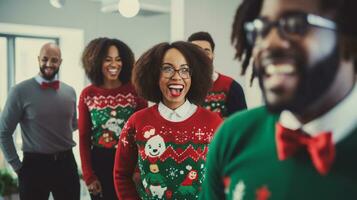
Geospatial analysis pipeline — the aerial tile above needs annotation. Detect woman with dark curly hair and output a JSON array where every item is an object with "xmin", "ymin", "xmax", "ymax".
[
  {"xmin": 78, "ymin": 37, "xmax": 147, "ymax": 200},
  {"xmin": 113, "ymin": 41, "xmax": 222, "ymax": 200}
]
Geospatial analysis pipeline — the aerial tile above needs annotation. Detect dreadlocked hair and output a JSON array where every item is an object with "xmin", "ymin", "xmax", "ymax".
[
  {"xmin": 231, "ymin": 0, "xmax": 262, "ymax": 85},
  {"xmin": 319, "ymin": 0, "xmax": 357, "ymax": 73},
  {"xmin": 231, "ymin": 0, "xmax": 357, "ymax": 85}
]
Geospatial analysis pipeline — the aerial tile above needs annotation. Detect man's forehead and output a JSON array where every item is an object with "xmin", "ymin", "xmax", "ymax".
[
  {"xmin": 260, "ymin": 0, "xmax": 321, "ymax": 19},
  {"xmin": 39, "ymin": 48, "xmax": 61, "ymax": 58},
  {"xmin": 191, "ymin": 40, "xmax": 213, "ymax": 51},
  {"xmin": 39, "ymin": 43, "xmax": 61, "ymax": 57},
  {"xmin": 39, "ymin": 53, "xmax": 60, "ymax": 58}
]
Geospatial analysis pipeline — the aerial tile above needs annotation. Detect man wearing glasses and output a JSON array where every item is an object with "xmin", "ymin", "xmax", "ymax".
[{"xmin": 201, "ymin": 0, "xmax": 357, "ymax": 199}]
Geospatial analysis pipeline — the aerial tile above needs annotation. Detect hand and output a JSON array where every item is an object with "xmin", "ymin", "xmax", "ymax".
[{"xmin": 87, "ymin": 179, "xmax": 102, "ymax": 196}]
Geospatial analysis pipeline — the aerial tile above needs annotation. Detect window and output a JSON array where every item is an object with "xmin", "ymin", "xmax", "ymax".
[
  {"xmin": 0, "ymin": 34, "xmax": 58, "ymax": 169},
  {"xmin": 0, "ymin": 37, "xmax": 7, "ymax": 111},
  {"xmin": 0, "ymin": 23, "xmax": 84, "ymax": 174},
  {"xmin": 15, "ymin": 37, "xmax": 57, "ymax": 83}
]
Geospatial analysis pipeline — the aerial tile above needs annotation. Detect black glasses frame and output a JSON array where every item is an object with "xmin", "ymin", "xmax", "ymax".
[
  {"xmin": 244, "ymin": 12, "xmax": 336, "ymax": 45},
  {"xmin": 160, "ymin": 66, "xmax": 192, "ymax": 79}
]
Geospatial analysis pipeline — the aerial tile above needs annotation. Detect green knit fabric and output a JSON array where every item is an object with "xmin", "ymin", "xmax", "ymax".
[{"xmin": 201, "ymin": 107, "xmax": 357, "ymax": 200}]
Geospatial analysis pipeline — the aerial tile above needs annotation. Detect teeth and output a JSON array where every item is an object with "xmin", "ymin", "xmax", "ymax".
[
  {"xmin": 109, "ymin": 69, "xmax": 118, "ymax": 73},
  {"xmin": 168, "ymin": 85, "xmax": 183, "ymax": 89},
  {"xmin": 45, "ymin": 68, "xmax": 54, "ymax": 73},
  {"xmin": 266, "ymin": 64, "xmax": 295, "ymax": 75}
]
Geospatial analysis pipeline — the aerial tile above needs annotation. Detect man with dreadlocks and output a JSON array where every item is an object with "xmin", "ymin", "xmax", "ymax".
[{"xmin": 201, "ymin": 0, "xmax": 357, "ymax": 199}]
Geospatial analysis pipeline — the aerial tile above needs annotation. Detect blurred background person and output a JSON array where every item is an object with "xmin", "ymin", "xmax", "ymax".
[
  {"xmin": 201, "ymin": 0, "xmax": 357, "ymax": 199},
  {"xmin": 188, "ymin": 31, "xmax": 247, "ymax": 118}
]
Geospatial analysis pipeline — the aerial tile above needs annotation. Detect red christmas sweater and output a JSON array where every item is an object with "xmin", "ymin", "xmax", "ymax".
[
  {"xmin": 78, "ymin": 83, "xmax": 147, "ymax": 184},
  {"xmin": 204, "ymin": 73, "xmax": 247, "ymax": 118},
  {"xmin": 114, "ymin": 105, "xmax": 222, "ymax": 200}
]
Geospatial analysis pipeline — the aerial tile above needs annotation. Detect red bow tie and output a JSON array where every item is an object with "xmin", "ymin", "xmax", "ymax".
[
  {"xmin": 275, "ymin": 123, "xmax": 335, "ymax": 175},
  {"xmin": 40, "ymin": 81, "xmax": 60, "ymax": 90}
]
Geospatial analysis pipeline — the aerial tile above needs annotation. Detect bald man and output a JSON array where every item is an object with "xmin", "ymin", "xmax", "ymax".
[{"xmin": 0, "ymin": 43, "xmax": 80, "ymax": 199}]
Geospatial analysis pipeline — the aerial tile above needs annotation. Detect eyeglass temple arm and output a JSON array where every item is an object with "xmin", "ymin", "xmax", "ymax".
[{"xmin": 307, "ymin": 14, "xmax": 336, "ymax": 30}]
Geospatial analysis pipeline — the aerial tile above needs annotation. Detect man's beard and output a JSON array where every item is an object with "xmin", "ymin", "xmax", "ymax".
[
  {"xmin": 258, "ymin": 46, "xmax": 340, "ymax": 114},
  {"xmin": 40, "ymin": 66, "xmax": 59, "ymax": 81}
]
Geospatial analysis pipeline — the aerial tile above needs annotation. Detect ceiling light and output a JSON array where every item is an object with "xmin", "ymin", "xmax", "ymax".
[
  {"xmin": 118, "ymin": 0, "xmax": 140, "ymax": 18},
  {"xmin": 49, "ymin": 0, "xmax": 65, "ymax": 8}
]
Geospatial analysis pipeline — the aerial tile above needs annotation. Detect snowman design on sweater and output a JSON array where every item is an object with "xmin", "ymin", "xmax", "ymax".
[
  {"xmin": 83, "ymin": 89, "xmax": 139, "ymax": 148},
  {"xmin": 97, "ymin": 110, "xmax": 125, "ymax": 148},
  {"xmin": 101, "ymin": 111, "xmax": 124, "ymax": 136},
  {"xmin": 135, "ymin": 125, "xmax": 211, "ymax": 199},
  {"xmin": 144, "ymin": 128, "xmax": 166, "ymax": 158},
  {"xmin": 142, "ymin": 128, "xmax": 168, "ymax": 198},
  {"xmin": 115, "ymin": 106, "xmax": 222, "ymax": 200}
]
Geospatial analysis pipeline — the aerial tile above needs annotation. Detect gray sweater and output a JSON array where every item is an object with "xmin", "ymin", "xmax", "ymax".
[{"xmin": 0, "ymin": 77, "xmax": 77, "ymax": 171}]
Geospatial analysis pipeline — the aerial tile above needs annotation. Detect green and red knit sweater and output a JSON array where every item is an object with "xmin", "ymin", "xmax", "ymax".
[
  {"xmin": 204, "ymin": 73, "xmax": 247, "ymax": 118},
  {"xmin": 200, "ymin": 107, "xmax": 357, "ymax": 200},
  {"xmin": 78, "ymin": 83, "xmax": 147, "ymax": 184},
  {"xmin": 114, "ymin": 105, "xmax": 222, "ymax": 200}
]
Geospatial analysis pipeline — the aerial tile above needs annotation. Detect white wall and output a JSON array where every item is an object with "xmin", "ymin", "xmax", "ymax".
[
  {"xmin": 184, "ymin": 0, "xmax": 243, "ymax": 83},
  {"xmin": 0, "ymin": 0, "xmax": 262, "ymax": 107},
  {"xmin": 184, "ymin": 0, "xmax": 263, "ymax": 108},
  {"xmin": 0, "ymin": 0, "xmax": 170, "ymax": 57}
]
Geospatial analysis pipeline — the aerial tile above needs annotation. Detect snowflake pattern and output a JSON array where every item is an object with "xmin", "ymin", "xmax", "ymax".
[
  {"xmin": 121, "ymin": 137, "xmax": 129, "ymax": 147},
  {"xmin": 165, "ymin": 167, "xmax": 179, "ymax": 180},
  {"xmin": 195, "ymin": 129, "xmax": 205, "ymax": 140}
]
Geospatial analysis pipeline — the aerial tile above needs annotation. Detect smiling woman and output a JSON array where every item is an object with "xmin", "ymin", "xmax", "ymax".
[
  {"xmin": 113, "ymin": 41, "xmax": 223, "ymax": 200},
  {"xmin": 159, "ymin": 48, "xmax": 192, "ymax": 109},
  {"xmin": 78, "ymin": 37, "xmax": 147, "ymax": 200},
  {"xmin": 133, "ymin": 42, "xmax": 214, "ymax": 106}
]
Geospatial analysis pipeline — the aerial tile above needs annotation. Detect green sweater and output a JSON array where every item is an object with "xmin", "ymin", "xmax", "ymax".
[{"xmin": 201, "ymin": 107, "xmax": 357, "ymax": 200}]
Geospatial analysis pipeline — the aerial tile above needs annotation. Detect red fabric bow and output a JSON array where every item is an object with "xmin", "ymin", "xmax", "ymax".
[
  {"xmin": 40, "ymin": 81, "xmax": 59, "ymax": 90},
  {"xmin": 275, "ymin": 123, "xmax": 335, "ymax": 175}
]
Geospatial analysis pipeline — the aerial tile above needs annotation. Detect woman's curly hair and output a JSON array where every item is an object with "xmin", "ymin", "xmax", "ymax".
[
  {"xmin": 133, "ymin": 41, "xmax": 213, "ymax": 105},
  {"xmin": 81, "ymin": 37, "xmax": 135, "ymax": 86}
]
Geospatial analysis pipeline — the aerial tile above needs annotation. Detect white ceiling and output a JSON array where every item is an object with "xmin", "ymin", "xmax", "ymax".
[{"xmin": 91, "ymin": 0, "xmax": 170, "ymax": 16}]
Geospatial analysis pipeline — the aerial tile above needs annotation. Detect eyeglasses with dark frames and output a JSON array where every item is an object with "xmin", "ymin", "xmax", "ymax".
[
  {"xmin": 244, "ymin": 12, "xmax": 336, "ymax": 46},
  {"xmin": 160, "ymin": 66, "xmax": 192, "ymax": 79}
]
